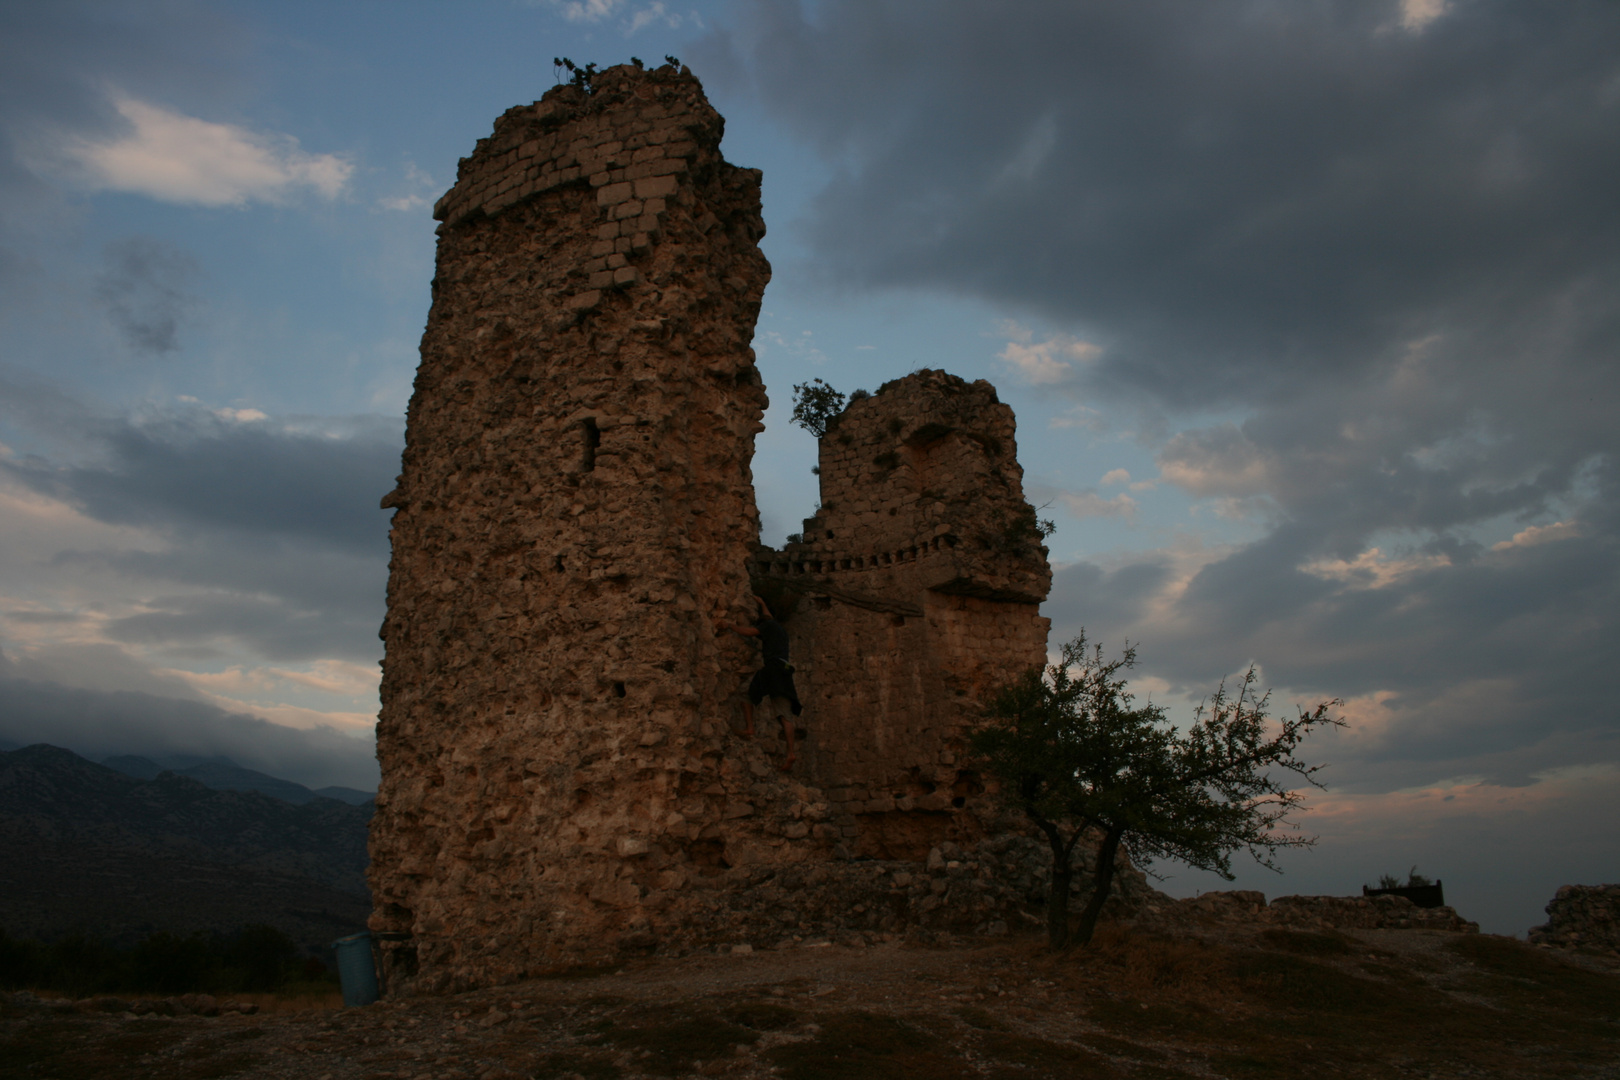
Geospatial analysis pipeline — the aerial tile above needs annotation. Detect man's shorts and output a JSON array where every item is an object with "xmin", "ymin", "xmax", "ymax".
[{"xmin": 748, "ymin": 663, "xmax": 803, "ymax": 718}]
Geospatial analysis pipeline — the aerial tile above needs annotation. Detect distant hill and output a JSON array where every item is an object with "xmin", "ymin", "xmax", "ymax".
[
  {"xmin": 0, "ymin": 745, "xmax": 373, "ymax": 950},
  {"xmin": 101, "ymin": 753, "xmax": 376, "ymax": 805}
]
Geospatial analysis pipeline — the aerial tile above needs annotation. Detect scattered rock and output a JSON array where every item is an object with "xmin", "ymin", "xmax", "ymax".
[{"xmin": 1529, "ymin": 883, "xmax": 1620, "ymax": 955}]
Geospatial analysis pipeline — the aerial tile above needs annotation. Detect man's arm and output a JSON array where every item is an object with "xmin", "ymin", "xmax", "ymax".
[{"xmin": 714, "ymin": 618, "xmax": 759, "ymax": 639}]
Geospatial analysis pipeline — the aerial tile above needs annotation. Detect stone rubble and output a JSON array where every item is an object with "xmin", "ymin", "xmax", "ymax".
[
  {"xmin": 1529, "ymin": 883, "xmax": 1620, "ymax": 955},
  {"xmin": 1144, "ymin": 889, "xmax": 1480, "ymax": 933}
]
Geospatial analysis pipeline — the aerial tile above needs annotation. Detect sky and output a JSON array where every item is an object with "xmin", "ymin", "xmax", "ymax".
[{"xmin": 0, "ymin": 0, "xmax": 1615, "ymax": 936}]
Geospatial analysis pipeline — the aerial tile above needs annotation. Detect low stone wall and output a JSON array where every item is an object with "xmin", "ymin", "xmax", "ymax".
[
  {"xmin": 1529, "ymin": 883, "xmax": 1620, "ymax": 955},
  {"xmin": 1143, "ymin": 889, "xmax": 1479, "ymax": 933},
  {"xmin": 1266, "ymin": 893, "xmax": 1478, "ymax": 932},
  {"xmin": 645, "ymin": 832, "xmax": 1164, "ymax": 953}
]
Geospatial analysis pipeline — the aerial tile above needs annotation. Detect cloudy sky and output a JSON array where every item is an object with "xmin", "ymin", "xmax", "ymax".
[{"xmin": 1, "ymin": 0, "xmax": 1615, "ymax": 934}]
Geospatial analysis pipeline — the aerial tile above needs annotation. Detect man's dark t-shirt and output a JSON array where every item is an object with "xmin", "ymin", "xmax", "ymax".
[{"xmin": 755, "ymin": 617, "xmax": 790, "ymax": 665}]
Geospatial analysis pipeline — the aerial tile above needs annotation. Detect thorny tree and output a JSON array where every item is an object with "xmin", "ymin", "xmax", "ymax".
[
  {"xmin": 970, "ymin": 633, "xmax": 1343, "ymax": 950},
  {"xmin": 789, "ymin": 378, "xmax": 847, "ymax": 439}
]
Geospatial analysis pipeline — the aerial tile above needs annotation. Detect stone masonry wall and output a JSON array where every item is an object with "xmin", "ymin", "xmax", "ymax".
[
  {"xmin": 1529, "ymin": 884, "xmax": 1620, "ymax": 956},
  {"xmin": 369, "ymin": 63, "xmax": 809, "ymax": 993},
  {"xmin": 752, "ymin": 372, "xmax": 1053, "ymax": 860}
]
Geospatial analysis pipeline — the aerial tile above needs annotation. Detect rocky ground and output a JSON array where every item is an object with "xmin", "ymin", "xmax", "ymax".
[{"xmin": 4, "ymin": 906, "xmax": 1617, "ymax": 1080}]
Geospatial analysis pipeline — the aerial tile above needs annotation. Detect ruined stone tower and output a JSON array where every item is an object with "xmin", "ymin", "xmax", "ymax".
[
  {"xmin": 752, "ymin": 372, "xmax": 1053, "ymax": 860},
  {"xmin": 369, "ymin": 63, "xmax": 777, "ymax": 990},
  {"xmin": 370, "ymin": 64, "xmax": 1069, "ymax": 994}
]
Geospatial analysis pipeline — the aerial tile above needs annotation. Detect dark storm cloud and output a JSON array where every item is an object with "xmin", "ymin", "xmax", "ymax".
[
  {"xmin": 709, "ymin": 0, "xmax": 1620, "ymax": 404},
  {"xmin": 711, "ymin": 0, "xmax": 1620, "ymax": 797},
  {"xmin": 1048, "ymin": 518, "xmax": 1620, "ymax": 791},
  {"xmin": 0, "ymin": 655, "xmax": 376, "ymax": 791},
  {"xmin": 0, "ymin": 383, "xmax": 399, "ymax": 662},
  {"xmin": 94, "ymin": 237, "xmax": 198, "ymax": 354},
  {"xmin": 2, "ymin": 395, "xmax": 402, "ymax": 557},
  {"xmin": 93, "ymin": 569, "xmax": 383, "ymax": 663}
]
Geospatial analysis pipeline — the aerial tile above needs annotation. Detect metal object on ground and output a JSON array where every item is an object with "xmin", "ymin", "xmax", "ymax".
[{"xmin": 331, "ymin": 931, "xmax": 378, "ymax": 1006}]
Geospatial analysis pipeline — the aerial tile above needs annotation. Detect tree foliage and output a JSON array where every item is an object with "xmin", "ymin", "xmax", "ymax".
[
  {"xmin": 553, "ymin": 57, "xmax": 599, "ymax": 91},
  {"xmin": 790, "ymin": 378, "xmax": 847, "ymax": 439},
  {"xmin": 970, "ymin": 633, "xmax": 1343, "ymax": 950}
]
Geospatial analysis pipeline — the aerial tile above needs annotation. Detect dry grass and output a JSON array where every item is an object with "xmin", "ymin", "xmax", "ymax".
[{"xmin": 4, "ymin": 926, "xmax": 1617, "ymax": 1080}]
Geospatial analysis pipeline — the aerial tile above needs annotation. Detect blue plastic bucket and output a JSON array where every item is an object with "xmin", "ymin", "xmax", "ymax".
[{"xmin": 331, "ymin": 932, "xmax": 379, "ymax": 1006}]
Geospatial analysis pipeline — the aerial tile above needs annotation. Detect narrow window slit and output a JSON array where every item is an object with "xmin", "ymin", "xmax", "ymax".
[{"xmin": 581, "ymin": 418, "xmax": 600, "ymax": 471}]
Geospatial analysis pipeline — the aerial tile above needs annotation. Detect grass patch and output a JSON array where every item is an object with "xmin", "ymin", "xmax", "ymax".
[
  {"xmin": 1226, "ymin": 951, "xmax": 1390, "ymax": 1014},
  {"xmin": 951, "ymin": 1004, "xmax": 1005, "ymax": 1030},
  {"xmin": 539, "ymin": 962, "xmax": 623, "ymax": 981},
  {"xmin": 1081, "ymin": 1033, "xmax": 1167, "ymax": 1061},
  {"xmin": 1443, "ymin": 935, "xmax": 1620, "ymax": 1033},
  {"xmin": 531, "ymin": 1049, "xmax": 623, "ymax": 1080},
  {"xmin": 590, "ymin": 1008, "xmax": 755, "ymax": 1076},
  {"xmin": 767, "ymin": 1010, "xmax": 975, "ymax": 1080},
  {"xmin": 1087, "ymin": 995, "xmax": 1226, "ymax": 1039},
  {"xmin": 1069, "ymin": 925, "xmax": 1224, "ymax": 998},
  {"xmin": 580, "ymin": 994, "xmax": 630, "ymax": 1009},
  {"xmin": 0, "ymin": 1019, "xmax": 260, "ymax": 1080},
  {"xmin": 976, "ymin": 1031, "xmax": 1119, "ymax": 1078},
  {"xmin": 1258, "ymin": 929, "xmax": 1353, "ymax": 956},
  {"xmin": 722, "ymin": 1000, "xmax": 798, "ymax": 1030}
]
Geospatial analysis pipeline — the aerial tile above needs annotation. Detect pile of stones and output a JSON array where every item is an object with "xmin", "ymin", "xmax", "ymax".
[
  {"xmin": 1529, "ymin": 883, "xmax": 1620, "ymax": 955},
  {"xmin": 1140, "ymin": 889, "xmax": 1479, "ymax": 933}
]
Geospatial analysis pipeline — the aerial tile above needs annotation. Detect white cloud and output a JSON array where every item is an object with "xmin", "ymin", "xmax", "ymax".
[
  {"xmin": 51, "ymin": 97, "xmax": 352, "ymax": 208},
  {"xmin": 1049, "ymin": 404, "xmax": 1103, "ymax": 431},
  {"xmin": 377, "ymin": 194, "xmax": 428, "ymax": 212},
  {"xmin": 551, "ymin": 0, "xmax": 624, "ymax": 21},
  {"xmin": 159, "ymin": 659, "xmax": 379, "ymax": 701},
  {"xmin": 997, "ymin": 320, "xmax": 1101, "ymax": 385},
  {"xmin": 628, "ymin": 2, "xmax": 686, "ymax": 33},
  {"xmin": 1101, "ymin": 468, "xmax": 1131, "ymax": 486},
  {"xmin": 1400, "ymin": 0, "xmax": 1450, "ymax": 32},
  {"xmin": 1057, "ymin": 490, "xmax": 1137, "ymax": 520},
  {"xmin": 1491, "ymin": 520, "xmax": 1584, "ymax": 552},
  {"xmin": 212, "ymin": 407, "xmax": 267, "ymax": 423},
  {"xmin": 376, "ymin": 162, "xmax": 435, "ymax": 213},
  {"xmin": 1301, "ymin": 547, "xmax": 1453, "ymax": 589},
  {"xmin": 1157, "ymin": 424, "xmax": 1275, "ymax": 498}
]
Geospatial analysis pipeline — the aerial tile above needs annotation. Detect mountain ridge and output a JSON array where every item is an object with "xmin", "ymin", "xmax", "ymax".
[
  {"xmin": 100, "ymin": 753, "xmax": 375, "ymax": 805},
  {"xmin": 0, "ymin": 745, "xmax": 373, "ymax": 949}
]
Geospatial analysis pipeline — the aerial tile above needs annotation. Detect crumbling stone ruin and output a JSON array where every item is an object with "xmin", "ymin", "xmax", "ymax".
[
  {"xmin": 1529, "ymin": 884, "xmax": 1620, "ymax": 956},
  {"xmin": 367, "ymin": 63, "xmax": 1110, "ymax": 995},
  {"xmin": 751, "ymin": 371, "xmax": 1052, "ymax": 860}
]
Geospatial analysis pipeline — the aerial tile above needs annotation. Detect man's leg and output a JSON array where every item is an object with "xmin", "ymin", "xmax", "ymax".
[
  {"xmin": 773, "ymin": 698, "xmax": 798, "ymax": 771},
  {"xmin": 779, "ymin": 718, "xmax": 797, "ymax": 771},
  {"xmin": 743, "ymin": 699, "xmax": 755, "ymax": 737}
]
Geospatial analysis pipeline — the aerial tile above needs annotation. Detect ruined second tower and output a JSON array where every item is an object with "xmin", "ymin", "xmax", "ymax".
[{"xmin": 369, "ymin": 64, "xmax": 773, "ymax": 990}]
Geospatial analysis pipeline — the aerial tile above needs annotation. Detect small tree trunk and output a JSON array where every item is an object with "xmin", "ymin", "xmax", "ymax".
[
  {"xmin": 1073, "ymin": 827, "xmax": 1123, "ymax": 948},
  {"xmin": 1048, "ymin": 859, "xmax": 1072, "ymax": 951},
  {"xmin": 1030, "ymin": 819, "xmax": 1073, "ymax": 952}
]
